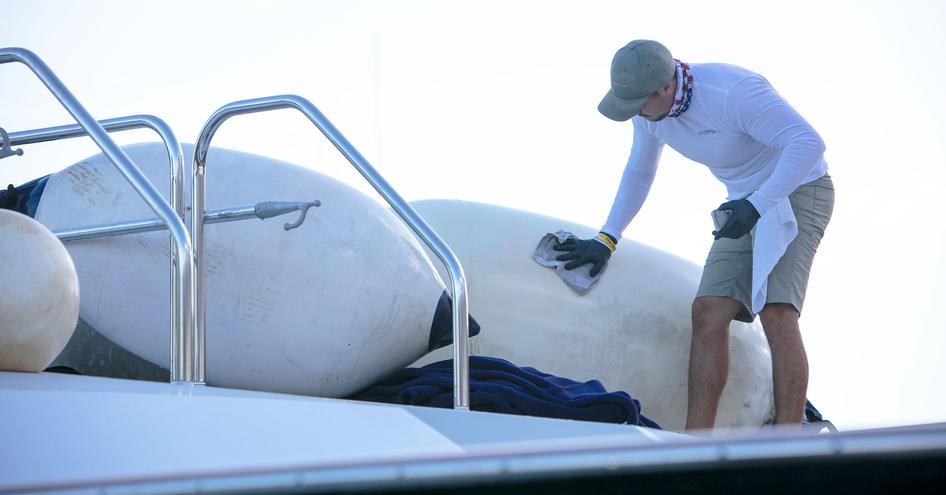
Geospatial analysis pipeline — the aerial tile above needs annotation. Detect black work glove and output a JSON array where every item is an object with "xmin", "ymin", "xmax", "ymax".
[
  {"xmin": 553, "ymin": 236, "xmax": 612, "ymax": 277},
  {"xmin": 713, "ymin": 199, "xmax": 760, "ymax": 240}
]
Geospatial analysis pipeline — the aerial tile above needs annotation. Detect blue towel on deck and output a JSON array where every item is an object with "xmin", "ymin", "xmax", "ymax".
[{"xmin": 351, "ymin": 356, "xmax": 659, "ymax": 429}]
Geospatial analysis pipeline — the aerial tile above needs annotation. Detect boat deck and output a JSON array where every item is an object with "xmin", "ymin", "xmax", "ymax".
[
  {"xmin": 0, "ymin": 371, "xmax": 675, "ymax": 494},
  {"xmin": 3, "ymin": 371, "xmax": 946, "ymax": 494}
]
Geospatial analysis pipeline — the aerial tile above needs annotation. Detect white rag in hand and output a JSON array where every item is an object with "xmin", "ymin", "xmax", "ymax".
[{"xmin": 532, "ymin": 230, "xmax": 607, "ymax": 295}]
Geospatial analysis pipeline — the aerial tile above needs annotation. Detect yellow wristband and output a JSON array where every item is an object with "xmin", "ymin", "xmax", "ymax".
[{"xmin": 596, "ymin": 232, "xmax": 617, "ymax": 252}]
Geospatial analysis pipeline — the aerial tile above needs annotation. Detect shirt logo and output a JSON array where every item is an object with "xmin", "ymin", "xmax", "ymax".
[{"xmin": 698, "ymin": 129, "xmax": 720, "ymax": 136}]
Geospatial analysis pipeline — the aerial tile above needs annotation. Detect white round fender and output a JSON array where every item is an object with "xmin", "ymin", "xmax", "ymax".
[{"xmin": 0, "ymin": 210, "xmax": 79, "ymax": 372}]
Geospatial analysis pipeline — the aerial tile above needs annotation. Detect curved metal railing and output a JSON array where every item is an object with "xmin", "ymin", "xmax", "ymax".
[
  {"xmin": 8, "ymin": 115, "xmax": 186, "ymax": 218},
  {"xmin": 0, "ymin": 48, "xmax": 199, "ymax": 384},
  {"xmin": 193, "ymin": 95, "xmax": 471, "ymax": 409},
  {"xmin": 8, "ymin": 115, "xmax": 193, "ymax": 382}
]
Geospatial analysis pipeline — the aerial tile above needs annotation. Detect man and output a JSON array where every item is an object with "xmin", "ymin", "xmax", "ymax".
[{"xmin": 554, "ymin": 40, "xmax": 834, "ymax": 430}]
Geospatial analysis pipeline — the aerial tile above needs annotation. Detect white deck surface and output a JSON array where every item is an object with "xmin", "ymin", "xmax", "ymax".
[
  {"xmin": 0, "ymin": 371, "xmax": 676, "ymax": 493},
  {"xmin": 5, "ymin": 371, "xmax": 944, "ymax": 495}
]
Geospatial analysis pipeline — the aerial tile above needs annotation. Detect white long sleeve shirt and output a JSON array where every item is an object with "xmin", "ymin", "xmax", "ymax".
[{"xmin": 600, "ymin": 63, "xmax": 828, "ymax": 239}]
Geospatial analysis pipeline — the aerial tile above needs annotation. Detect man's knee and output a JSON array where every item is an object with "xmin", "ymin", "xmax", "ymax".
[
  {"xmin": 691, "ymin": 296, "xmax": 742, "ymax": 334},
  {"xmin": 759, "ymin": 303, "xmax": 799, "ymax": 330}
]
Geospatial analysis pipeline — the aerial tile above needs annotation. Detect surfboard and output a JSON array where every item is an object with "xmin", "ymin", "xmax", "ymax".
[
  {"xmin": 33, "ymin": 143, "xmax": 451, "ymax": 397},
  {"xmin": 409, "ymin": 200, "xmax": 775, "ymax": 431}
]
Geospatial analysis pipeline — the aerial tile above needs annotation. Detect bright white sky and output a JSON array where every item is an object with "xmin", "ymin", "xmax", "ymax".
[{"xmin": 2, "ymin": 0, "xmax": 944, "ymax": 431}]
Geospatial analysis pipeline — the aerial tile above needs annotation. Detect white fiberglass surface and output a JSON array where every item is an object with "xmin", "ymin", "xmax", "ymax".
[
  {"xmin": 0, "ymin": 372, "xmax": 670, "ymax": 492},
  {"xmin": 0, "ymin": 372, "xmax": 458, "ymax": 490}
]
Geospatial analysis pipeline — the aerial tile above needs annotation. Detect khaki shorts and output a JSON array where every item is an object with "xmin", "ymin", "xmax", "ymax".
[{"xmin": 696, "ymin": 174, "xmax": 835, "ymax": 322}]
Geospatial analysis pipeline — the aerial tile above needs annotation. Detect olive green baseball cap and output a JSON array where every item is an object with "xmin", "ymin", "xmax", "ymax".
[{"xmin": 598, "ymin": 40, "xmax": 675, "ymax": 121}]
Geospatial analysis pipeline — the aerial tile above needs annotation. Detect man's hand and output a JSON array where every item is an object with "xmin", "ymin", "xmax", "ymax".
[
  {"xmin": 713, "ymin": 199, "xmax": 760, "ymax": 240},
  {"xmin": 553, "ymin": 236, "xmax": 612, "ymax": 277}
]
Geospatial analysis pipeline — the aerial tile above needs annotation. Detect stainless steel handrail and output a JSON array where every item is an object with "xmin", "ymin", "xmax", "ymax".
[
  {"xmin": 0, "ymin": 47, "xmax": 199, "ymax": 385},
  {"xmin": 193, "ymin": 95, "xmax": 470, "ymax": 409},
  {"xmin": 8, "ymin": 115, "xmax": 185, "ymax": 221},
  {"xmin": 9, "ymin": 116, "xmax": 190, "ymax": 382}
]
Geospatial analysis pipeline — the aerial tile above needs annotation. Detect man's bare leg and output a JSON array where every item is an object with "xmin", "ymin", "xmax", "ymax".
[
  {"xmin": 686, "ymin": 296, "xmax": 745, "ymax": 431},
  {"xmin": 759, "ymin": 303, "xmax": 808, "ymax": 425}
]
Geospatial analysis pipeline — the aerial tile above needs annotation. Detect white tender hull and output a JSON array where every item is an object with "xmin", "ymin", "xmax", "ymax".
[
  {"xmin": 33, "ymin": 143, "xmax": 447, "ymax": 397},
  {"xmin": 410, "ymin": 200, "xmax": 775, "ymax": 431}
]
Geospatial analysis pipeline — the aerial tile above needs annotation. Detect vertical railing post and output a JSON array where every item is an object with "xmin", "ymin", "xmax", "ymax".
[
  {"xmin": 8, "ymin": 115, "xmax": 189, "ymax": 381},
  {"xmin": 193, "ymin": 95, "xmax": 469, "ymax": 408},
  {"xmin": 0, "ymin": 48, "xmax": 199, "ymax": 384}
]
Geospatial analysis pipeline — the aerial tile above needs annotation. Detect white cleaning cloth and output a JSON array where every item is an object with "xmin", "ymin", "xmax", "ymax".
[
  {"xmin": 751, "ymin": 198, "xmax": 798, "ymax": 314},
  {"xmin": 532, "ymin": 230, "xmax": 607, "ymax": 295}
]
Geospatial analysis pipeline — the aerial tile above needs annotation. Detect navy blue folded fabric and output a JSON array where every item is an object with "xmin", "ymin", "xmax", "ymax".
[
  {"xmin": 351, "ymin": 356, "xmax": 660, "ymax": 429},
  {"xmin": 0, "ymin": 175, "xmax": 49, "ymax": 217}
]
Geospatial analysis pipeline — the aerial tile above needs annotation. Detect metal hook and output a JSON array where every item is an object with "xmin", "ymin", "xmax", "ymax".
[
  {"xmin": 251, "ymin": 199, "xmax": 322, "ymax": 231},
  {"xmin": 283, "ymin": 200, "xmax": 321, "ymax": 231},
  {"xmin": 0, "ymin": 127, "xmax": 24, "ymax": 160}
]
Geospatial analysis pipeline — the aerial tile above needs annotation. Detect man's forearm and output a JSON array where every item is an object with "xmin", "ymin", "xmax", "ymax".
[{"xmin": 747, "ymin": 132, "xmax": 825, "ymax": 215}]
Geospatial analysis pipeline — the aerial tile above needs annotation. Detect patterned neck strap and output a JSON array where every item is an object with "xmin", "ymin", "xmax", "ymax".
[{"xmin": 668, "ymin": 59, "xmax": 693, "ymax": 118}]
